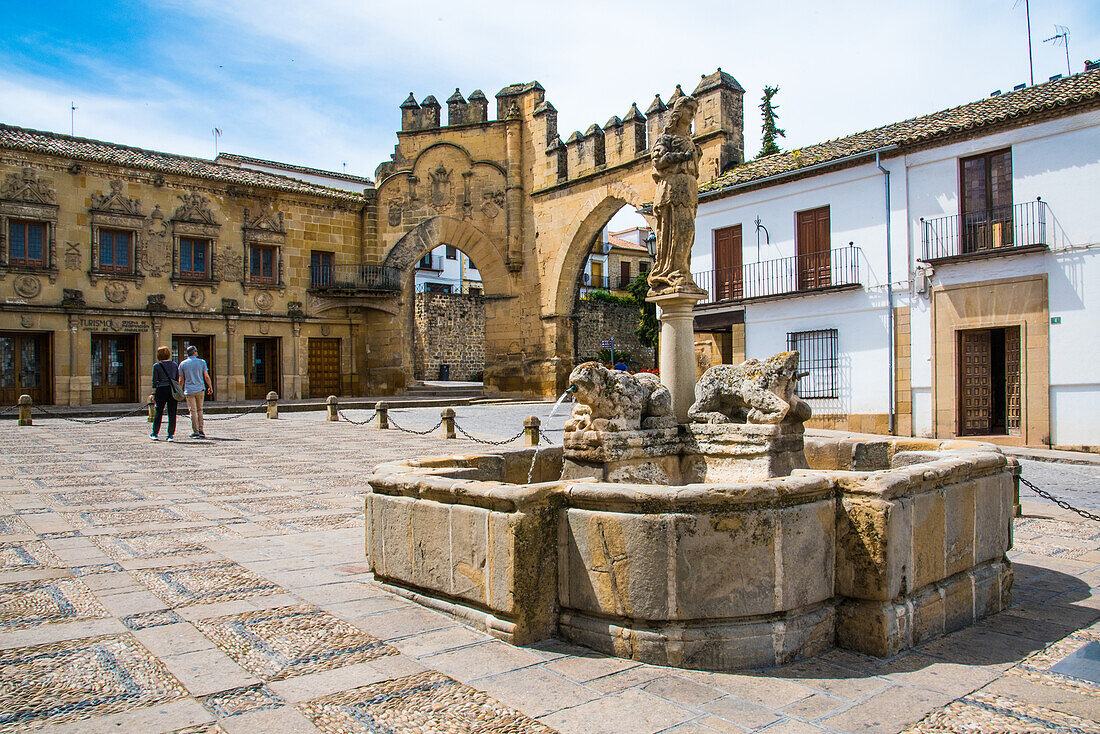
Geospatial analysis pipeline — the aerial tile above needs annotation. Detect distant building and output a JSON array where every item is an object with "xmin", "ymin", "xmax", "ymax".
[
  {"xmin": 580, "ymin": 225, "xmax": 653, "ymax": 297},
  {"xmin": 690, "ymin": 68, "xmax": 1100, "ymax": 450},
  {"xmin": 216, "ymin": 152, "xmax": 373, "ymax": 193}
]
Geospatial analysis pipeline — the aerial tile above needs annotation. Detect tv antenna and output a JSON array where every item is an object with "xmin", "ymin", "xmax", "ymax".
[
  {"xmin": 70, "ymin": 102, "xmax": 77, "ymax": 136},
  {"xmin": 212, "ymin": 127, "xmax": 222, "ymax": 158},
  {"xmin": 1014, "ymin": 0, "xmax": 1035, "ymax": 85},
  {"xmin": 1044, "ymin": 25, "xmax": 1071, "ymax": 77}
]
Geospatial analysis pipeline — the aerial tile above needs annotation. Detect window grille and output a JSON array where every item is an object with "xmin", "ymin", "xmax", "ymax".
[{"xmin": 786, "ymin": 328, "xmax": 839, "ymax": 399}]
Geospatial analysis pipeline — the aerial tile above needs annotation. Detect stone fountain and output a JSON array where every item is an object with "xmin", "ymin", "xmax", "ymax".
[{"xmin": 364, "ymin": 93, "xmax": 1015, "ymax": 671}]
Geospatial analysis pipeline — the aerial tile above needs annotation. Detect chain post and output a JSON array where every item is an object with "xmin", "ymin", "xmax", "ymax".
[
  {"xmin": 147, "ymin": 393, "xmax": 155, "ymax": 423},
  {"xmin": 523, "ymin": 415, "xmax": 540, "ymax": 447},
  {"xmin": 266, "ymin": 391, "xmax": 279, "ymax": 419},
  {"xmin": 326, "ymin": 395, "xmax": 339, "ymax": 422},
  {"xmin": 441, "ymin": 407, "xmax": 456, "ymax": 439},
  {"xmin": 17, "ymin": 394, "xmax": 32, "ymax": 427},
  {"xmin": 376, "ymin": 401, "xmax": 389, "ymax": 429}
]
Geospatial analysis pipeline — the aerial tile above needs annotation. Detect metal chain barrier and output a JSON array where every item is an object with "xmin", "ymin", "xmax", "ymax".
[
  {"xmin": 454, "ymin": 422, "xmax": 525, "ymax": 446},
  {"xmin": 387, "ymin": 415, "xmax": 444, "ymax": 436},
  {"xmin": 1019, "ymin": 476, "xmax": 1100, "ymax": 522},
  {"xmin": 0, "ymin": 405, "xmax": 18, "ymax": 417},
  {"xmin": 338, "ymin": 409, "xmax": 377, "ymax": 426},
  {"xmin": 32, "ymin": 402, "xmax": 150, "ymax": 424},
  {"xmin": 201, "ymin": 402, "xmax": 267, "ymax": 421},
  {"xmin": 540, "ymin": 430, "xmax": 557, "ymax": 446}
]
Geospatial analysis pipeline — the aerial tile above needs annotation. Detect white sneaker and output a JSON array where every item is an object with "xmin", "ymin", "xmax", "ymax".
[{"xmin": 150, "ymin": 434, "xmax": 159, "ymax": 441}]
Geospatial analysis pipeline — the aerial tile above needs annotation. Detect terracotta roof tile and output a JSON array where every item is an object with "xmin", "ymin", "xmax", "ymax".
[
  {"xmin": 607, "ymin": 234, "xmax": 648, "ymax": 252},
  {"xmin": 700, "ymin": 69, "xmax": 1100, "ymax": 196},
  {"xmin": 0, "ymin": 124, "xmax": 367, "ymax": 202}
]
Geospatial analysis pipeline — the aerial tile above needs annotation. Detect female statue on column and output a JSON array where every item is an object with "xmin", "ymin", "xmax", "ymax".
[{"xmin": 647, "ymin": 94, "xmax": 704, "ymax": 296}]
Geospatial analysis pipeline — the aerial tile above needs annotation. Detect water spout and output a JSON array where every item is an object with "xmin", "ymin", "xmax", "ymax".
[{"xmin": 528, "ymin": 390, "xmax": 572, "ymax": 484}]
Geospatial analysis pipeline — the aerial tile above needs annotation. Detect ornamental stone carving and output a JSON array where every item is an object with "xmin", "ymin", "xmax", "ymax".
[
  {"xmin": 64, "ymin": 242, "xmax": 81, "ymax": 270},
  {"xmin": 217, "ymin": 249, "xmax": 243, "ymax": 282},
  {"xmin": 172, "ymin": 193, "xmax": 218, "ymax": 225},
  {"xmin": 1, "ymin": 168, "xmax": 56, "ymax": 205},
  {"xmin": 20, "ymin": 315, "xmax": 34, "ymax": 329},
  {"xmin": 90, "ymin": 180, "xmax": 143, "ymax": 216},
  {"xmin": 13, "ymin": 275, "xmax": 41, "ymax": 299},
  {"xmin": 428, "ymin": 165, "xmax": 455, "ymax": 212},
  {"xmin": 104, "ymin": 281, "xmax": 129, "ymax": 303},
  {"xmin": 689, "ymin": 351, "xmax": 813, "ymax": 425},
  {"xmin": 143, "ymin": 205, "xmax": 170, "ymax": 276},
  {"xmin": 183, "ymin": 287, "xmax": 205, "ymax": 309},
  {"xmin": 254, "ymin": 291, "xmax": 274, "ymax": 312},
  {"xmin": 564, "ymin": 362, "xmax": 675, "ymax": 432},
  {"xmin": 647, "ymin": 95, "xmax": 704, "ymax": 296}
]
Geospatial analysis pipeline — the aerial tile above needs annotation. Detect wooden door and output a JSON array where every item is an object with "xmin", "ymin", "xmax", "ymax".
[
  {"xmin": 713, "ymin": 225, "xmax": 742, "ymax": 300},
  {"xmin": 958, "ymin": 329, "xmax": 992, "ymax": 436},
  {"xmin": 620, "ymin": 260, "xmax": 631, "ymax": 289},
  {"xmin": 1004, "ymin": 326, "xmax": 1021, "ymax": 435},
  {"xmin": 244, "ymin": 338, "xmax": 279, "ymax": 400},
  {"xmin": 796, "ymin": 207, "xmax": 831, "ymax": 290},
  {"xmin": 171, "ymin": 336, "xmax": 214, "ymax": 380},
  {"xmin": 91, "ymin": 335, "xmax": 137, "ymax": 403},
  {"xmin": 0, "ymin": 333, "xmax": 51, "ymax": 406},
  {"xmin": 960, "ymin": 149, "xmax": 1013, "ymax": 253},
  {"xmin": 308, "ymin": 338, "xmax": 341, "ymax": 397}
]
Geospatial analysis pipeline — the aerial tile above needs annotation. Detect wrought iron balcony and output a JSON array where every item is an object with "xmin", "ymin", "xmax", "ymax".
[
  {"xmin": 309, "ymin": 264, "xmax": 401, "ymax": 293},
  {"xmin": 693, "ymin": 244, "xmax": 862, "ymax": 306},
  {"xmin": 921, "ymin": 198, "xmax": 1051, "ymax": 262}
]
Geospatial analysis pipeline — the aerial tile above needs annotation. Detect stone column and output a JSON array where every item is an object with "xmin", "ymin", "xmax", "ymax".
[{"xmin": 647, "ymin": 291, "xmax": 704, "ymax": 423}]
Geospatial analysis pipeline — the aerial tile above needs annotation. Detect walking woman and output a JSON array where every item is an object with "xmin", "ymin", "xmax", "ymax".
[{"xmin": 150, "ymin": 345, "xmax": 179, "ymax": 441}]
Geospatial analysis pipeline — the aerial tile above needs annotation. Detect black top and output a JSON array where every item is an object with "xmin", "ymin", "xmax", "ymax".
[{"xmin": 152, "ymin": 360, "xmax": 179, "ymax": 388}]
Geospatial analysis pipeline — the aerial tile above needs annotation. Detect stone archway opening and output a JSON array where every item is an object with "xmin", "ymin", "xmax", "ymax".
[
  {"xmin": 411, "ymin": 243, "xmax": 486, "ymax": 382},
  {"xmin": 569, "ymin": 203, "xmax": 657, "ymax": 372}
]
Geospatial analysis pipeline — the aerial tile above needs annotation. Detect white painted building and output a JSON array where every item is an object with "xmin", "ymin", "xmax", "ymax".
[
  {"xmin": 691, "ymin": 68, "xmax": 1100, "ymax": 450},
  {"xmin": 412, "ymin": 245, "xmax": 483, "ymax": 294}
]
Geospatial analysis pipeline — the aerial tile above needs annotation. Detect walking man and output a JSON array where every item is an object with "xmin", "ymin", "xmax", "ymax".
[{"xmin": 179, "ymin": 345, "xmax": 213, "ymax": 439}]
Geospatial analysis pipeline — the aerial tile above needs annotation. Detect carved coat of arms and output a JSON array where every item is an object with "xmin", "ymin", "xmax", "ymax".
[{"xmin": 428, "ymin": 165, "xmax": 454, "ymax": 212}]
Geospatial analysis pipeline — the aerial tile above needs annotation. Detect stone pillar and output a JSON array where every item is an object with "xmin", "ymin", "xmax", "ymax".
[
  {"xmin": 266, "ymin": 391, "xmax": 279, "ymax": 419},
  {"xmin": 648, "ymin": 291, "xmax": 705, "ymax": 423},
  {"xmin": 441, "ymin": 407, "xmax": 456, "ymax": 439},
  {"xmin": 17, "ymin": 394, "xmax": 32, "ymax": 426},
  {"xmin": 376, "ymin": 401, "xmax": 389, "ymax": 429},
  {"xmin": 326, "ymin": 395, "xmax": 339, "ymax": 422},
  {"xmin": 523, "ymin": 415, "xmax": 540, "ymax": 447}
]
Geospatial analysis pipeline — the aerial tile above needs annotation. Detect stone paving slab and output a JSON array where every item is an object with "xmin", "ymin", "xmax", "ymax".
[{"xmin": 0, "ymin": 412, "xmax": 1098, "ymax": 733}]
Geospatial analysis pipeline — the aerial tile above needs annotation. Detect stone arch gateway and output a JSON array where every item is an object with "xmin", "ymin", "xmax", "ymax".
[{"xmin": 364, "ymin": 70, "xmax": 745, "ymax": 397}]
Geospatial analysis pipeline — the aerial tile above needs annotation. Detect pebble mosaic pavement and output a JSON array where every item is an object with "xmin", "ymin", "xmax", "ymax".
[{"xmin": 0, "ymin": 408, "xmax": 1098, "ymax": 733}]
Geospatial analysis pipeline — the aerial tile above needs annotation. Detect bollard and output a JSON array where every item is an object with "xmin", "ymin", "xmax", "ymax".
[
  {"xmin": 266, "ymin": 391, "xmax": 279, "ymax": 419},
  {"xmin": 17, "ymin": 394, "xmax": 32, "ymax": 427},
  {"xmin": 441, "ymin": 407, "xmax": 456, "ymax": 439},
  {"xmin": 375, "ymin": 401, "xmax": 389, "ymax": 429},
  {"xmin": 523, "ymin": 415, "xmax": 540, "ymax": 447},
  {"xmin": 147, "ymin": 393, "xmax": 155, "ymax": 423},
  {"xmin": 326, "ymin": 395, "xmax": 339, "ymax": 422}
]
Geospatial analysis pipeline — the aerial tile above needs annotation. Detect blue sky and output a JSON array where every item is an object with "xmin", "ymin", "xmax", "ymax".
[{"xmin": 2, "ymin": 0, "xmax": 1097, "ymax": 187}]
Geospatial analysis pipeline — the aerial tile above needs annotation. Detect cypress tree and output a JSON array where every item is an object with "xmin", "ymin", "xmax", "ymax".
[{"xmin": 758, "ymin": 85, "xmax": 786, "ymax": 158}]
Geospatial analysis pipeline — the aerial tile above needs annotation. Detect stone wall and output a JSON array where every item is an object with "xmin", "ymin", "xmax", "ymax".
[
  {"xmin": 573, "ymin": 299, "xmax": 655, "ymax": 369},
  {"xmin": 413, "ymin": 291, "xmax": 485, "ymax": 381}
]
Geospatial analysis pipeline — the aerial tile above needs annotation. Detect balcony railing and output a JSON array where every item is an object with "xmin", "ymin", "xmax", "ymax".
[
  {"xmin": 310, "ymin": 264, "xmax": 401, "ymax": 292},
  {"xmin": 693, "ymin": 245, "xmax": 862, "ymax": 306},
  {"xmin": 921, "ymin": 198, "xmax": 1051, "ymax": 261}
]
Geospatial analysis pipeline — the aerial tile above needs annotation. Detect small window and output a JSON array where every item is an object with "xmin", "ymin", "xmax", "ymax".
[
  {"xmin": 417, "ymin": 253, "xmax": 433, "ymax": 269},
  {"xmin": 98, "ymin": 229, "xmax": 132, "ymax": 273},
  {"xmin": 445, "ymin": 245, "xmax": 457, "ymax": 259},
  {"xmin": 467, "ymin": 257, "xmax": 478, "ymax": 271},
  {"xmin": 249, "ymin": 245, "xmax": 276, "ymax": 284},
  {"xmin": 640, "ymin": 261, "xmax": 650, "ymax": 274},
  {"xmin": 9, "ymin": 220, "xmax": 46, "ymax": 268},
  {"xmin": 311, "ymin": 251, "xmax": 333, "ymax": 287},
  {"xmin": 426, "ymin": 282, "xmax": 452, "ymax": 294},
  {"xmin": 180, "ymin": 238, "xmax": 208, "ymax": 278},
  {"xmin": 787, "ymin": 329, "xmax": 839, "ymax": 399}
]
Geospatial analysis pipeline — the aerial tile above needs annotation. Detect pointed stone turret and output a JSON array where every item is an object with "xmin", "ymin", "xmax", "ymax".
[
  {"xmin": 468, "ymin": 89, "xmax": 489, "ymax": 123},
  {"xmin": 646, "ymin": 94, "xmax": 667, "ymax": 116},
  {"xmin": 546, "ymin": 135, "xmax": 567, "ymax": 181},
  {"xmin": 420, "ymin": 95, "xmax": 441, "ymax": 128},
  {"xmin": 400, "ymin": 93, "xmax": 420, "ymax": 131},
  {"xmin": 585, "ymin": 123, "xmax": 606, "ymax": 168},
  {"xmin": 692, "ymin": 67, "xmax": 746, "ymax": 173},
  {"xmin": 532, "ymin": 99, "xmax": 558, "ymax": 146},
  {"xmin": 623, "ymin": 103, "xmax": 647, "ymax": 157},
  {"xmin": 447, "ymin": 88, "xmax": 468, "ymax": 126}
]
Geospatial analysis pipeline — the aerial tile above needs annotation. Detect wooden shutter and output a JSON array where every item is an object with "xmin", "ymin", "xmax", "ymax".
[
  {"xmin": 1004, "ymin": 326, "xmax": 1021, "ymax": 435},
  {"xmin": 713, "ymin": 225, "xmax": 742, "ymax": 300},
  {"xmin": 796, "ymin": 207, "xmax": 831, "ymax": 290},
  {"xmin": 958, "ymin": 329, "xmax": 992, "ymax": 435}
]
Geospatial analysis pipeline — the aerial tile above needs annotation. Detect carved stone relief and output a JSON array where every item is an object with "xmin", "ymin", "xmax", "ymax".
[
  {"xmin": 64, "ymin": 243, "xmax": 81, "ymax": 270},
  {"xmin": 189, "ymin": 319, "xmax": 202, "ymax": 333},
  {"xmin": 104, "ymin": 281, "xmax": 128, "ymax": 303},
  {"xmin": 172, "ymin": 193, "xmax": 218, "ymax": 225},
  {"xmin": 143, "ymin": 205, "xmax": 170, "ymax": 277},
  {"xmin": 428, "ymin": 165, "xmax": 455, "ymax": 212},
  {"xmin": 321, "ymin": 324, "xmax": 332, "ymax": 336},
  {"xmin": 90, "ymin": 180, "xmax": 142, "ymax": 216},
  {"xmin": 217, "ymin": 249, "xmax": 243, "ymax": 282},
  {"xmin": 258, "ymin": 322, "xmax": 271, "ymax": 335},
  {"xmin": 1, "ymin": 168, "xmax": 56, "ymax": 204},
  {"xmin": 13, "ymin": 275, "xmax": 41, "ymax": 299},
  {"xmin": 254, "ymin": 291, "xmax": 274, "ymax": 312},
  {"xmin": 183, "ymin": 287, "xmax": 205, "ymax": 309},
  {"xmin": 20, "ymin": 315, "xmax": 34, "ymax": 329},
  {"xmin": 481, "ymin": 190, "xmax": 504, "ymax": 219}
]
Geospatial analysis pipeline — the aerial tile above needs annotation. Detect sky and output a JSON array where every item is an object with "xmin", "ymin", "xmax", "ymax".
[{"xmin": 2, "ymin": 0, "xmax": 1097, "ymax": 195}]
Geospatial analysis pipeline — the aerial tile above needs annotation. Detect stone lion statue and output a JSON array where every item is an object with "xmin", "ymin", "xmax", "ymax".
[
  {"xmin": 565, "ymin": 362, "xmax": 675, "ymax": 432},
  {"xmin": 688, "ymin": 351, "xmax": 813, "ymax": 425}
]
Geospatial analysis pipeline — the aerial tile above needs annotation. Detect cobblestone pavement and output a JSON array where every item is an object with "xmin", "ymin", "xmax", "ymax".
[{"xmin": 0, "ymin": 409, "xmax": 1098, "ymax": 733}]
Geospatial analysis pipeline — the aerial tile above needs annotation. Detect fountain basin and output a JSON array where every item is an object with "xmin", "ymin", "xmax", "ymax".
[{"xmin": 365, "ymin": 433, "xmax": 1016, "ymax": 670}]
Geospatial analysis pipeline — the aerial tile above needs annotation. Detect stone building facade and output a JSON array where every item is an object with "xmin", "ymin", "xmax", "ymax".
[
  {"xmin": 412, "ymin": 291, "xmax": 485, "ymax": 381},
  {"xmin": 572, "ymin": 300, "xmax": 655, "ymax": 369},
  {"xmin": 0, "ymin": 125, "xmax": 393, "ymax": 406}
]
